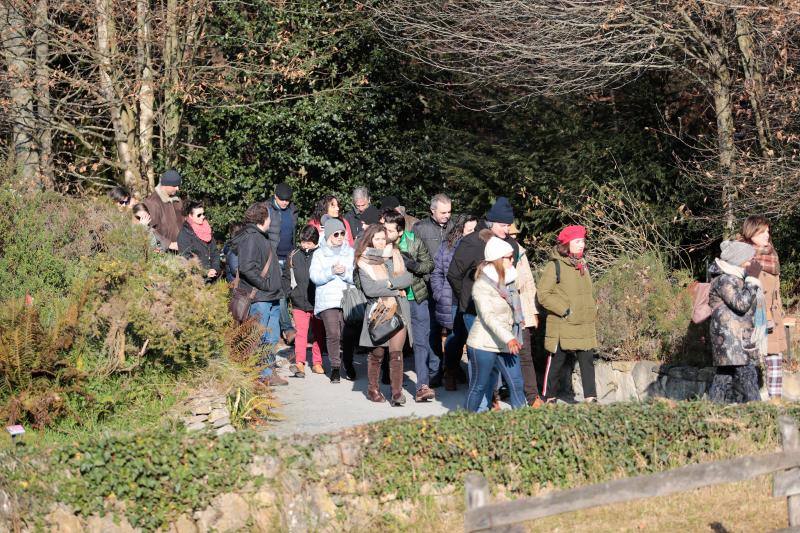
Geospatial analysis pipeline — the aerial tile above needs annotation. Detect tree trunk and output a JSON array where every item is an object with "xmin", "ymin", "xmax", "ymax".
[
  {"xmin": 1, "ymin": 2, "xmax": 40, "ymax": 192},
  {"xmin": 96, "ymin": 0, "xmax": 139, "ymax": 190},
  {"xmin": 137, "ymin": 0, "xmax": 155, "ymax": 192},
  {"xmin": 34, "ymin": 0, "xmax": 53, "ymax": 189},
  {"xmin": 163, "ymin": 0, "xmax": 181, "ymax": 166},
  {"xmin": 735, "ymin": 13, "xmax": 771, "ymax": 155},
  {"xmin": 709, "ymin": 49, "xmax": 737, "ymax": 235}
]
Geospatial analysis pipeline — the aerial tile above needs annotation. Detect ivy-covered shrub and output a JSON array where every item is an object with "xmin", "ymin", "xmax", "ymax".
[
  {"xmin": 359, "ymin": 401, "xmax": 790, "ymax": 499},
  {"xmin": 3, "ymin": 427, "xmax": 261, "ymax": 531},
  {"xmin": 593, "ymin": 254, "xmax": 701, "ymax": 363}
]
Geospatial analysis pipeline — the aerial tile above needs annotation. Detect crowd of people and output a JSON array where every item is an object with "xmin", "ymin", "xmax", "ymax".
[{"xmin": 109, "ymin": 170, "xmax": 788, "ymax": 410}]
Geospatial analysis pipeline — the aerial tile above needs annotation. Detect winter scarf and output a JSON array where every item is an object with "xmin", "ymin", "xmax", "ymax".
[
  {"xmin": 481, "ymin": 264, "xmax": 525, "ymax": 344},
  {"xmin": 716, "ymin": 258, "xmax": 768, "ymax": 357},
  {"xmin": 189, "ymin": 219, "xmax": 213, "ymax": 243},
  {"xmin": 568, "ymin": 253, "xmax": 588, "ymax": 275},
  {"xmin": 753, "ymin": 244, "xmax": 780, "ymax": 276},
  {"xmin": 359, "ymin": 246, "xmax": 407, "ymax": 307}
]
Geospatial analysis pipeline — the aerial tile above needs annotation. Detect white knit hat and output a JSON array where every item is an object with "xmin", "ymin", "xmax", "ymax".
[{"xmin": 484, "ymin": 237, "xmax": 514, "ymax": 262}]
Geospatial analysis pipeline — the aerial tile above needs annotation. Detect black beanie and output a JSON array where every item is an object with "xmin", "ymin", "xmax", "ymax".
[
  {"xmin": 361, "ymin": 205, "xmax": 381, "ymax": 225},
  {"xmin": 486, "ymin": 196, "xmax": 514, "ymax": 224},
  {"xmin": 160, "ymin": 169, "xmax": 182, "ymax": 187},
  {"xmin": 275, "ymin": 182, "xmax": 292, "ymax": 201}
]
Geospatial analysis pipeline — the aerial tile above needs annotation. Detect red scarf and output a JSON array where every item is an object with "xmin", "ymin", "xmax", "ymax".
[
  {"xmin": 569, "ymin": 253, "xmax": 587, "ymax": 275},
  {"xmin": 189, "ymin": 219, "xmax": 213, "ymax": 243}
]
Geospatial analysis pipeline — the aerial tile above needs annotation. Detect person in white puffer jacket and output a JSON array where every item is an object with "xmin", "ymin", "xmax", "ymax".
[{"xmin": 309, "ymin": 217, "xmax": 356, "ymax": 383}]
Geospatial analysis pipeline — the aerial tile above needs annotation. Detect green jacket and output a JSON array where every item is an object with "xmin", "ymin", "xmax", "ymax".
[
  {"xmin": 537, "ymin": 252, "xmax": 598, "ymax": 353},
  {"xmin": 398, "ymin": 230, "xmax": 433, "ymax": 303}
]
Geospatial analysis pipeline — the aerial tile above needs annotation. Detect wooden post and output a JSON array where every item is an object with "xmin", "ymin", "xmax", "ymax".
[
  {"xmin": 464, "ymin": 473, "xmax": 525, "ymax": 533},
  {"xmin": 776, "ymin": 416, "xmax": 800, "ymax": 527}
]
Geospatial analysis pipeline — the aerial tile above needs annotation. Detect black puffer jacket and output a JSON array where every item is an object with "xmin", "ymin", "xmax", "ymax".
[
  {"xmin": 281, "ymin": 246, "xmax": 316, "ymax": 312},
  {"xmin": 447, "ymin": 223, "xmax": 520, "ymax": 315},
  {"xmin": 177, "ymin": 222, "xmax": 221, "ymax": 271},
  {"xmin": 232, "ymin": 224, "xmax": 284, "ymax": 302}
]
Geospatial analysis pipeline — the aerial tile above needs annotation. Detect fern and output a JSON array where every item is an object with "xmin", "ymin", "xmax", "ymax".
[{"xmin": 224, "ymin": 316, "xmax": 266, "ymax": 365}]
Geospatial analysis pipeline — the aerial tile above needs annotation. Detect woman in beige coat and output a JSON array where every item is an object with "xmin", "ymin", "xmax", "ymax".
[
  {"xmin": 740, "ymin": 215, "xmax": 787, "ymax": 399},
  {"xmin": 465, "ymin": 237, "xmax": 527, "ymax": 412}
]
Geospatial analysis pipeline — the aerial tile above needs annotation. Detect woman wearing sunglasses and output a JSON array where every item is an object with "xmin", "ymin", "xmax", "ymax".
[
  {"xmin": 309, "ymin": 217, "xmax": 357, "ymax": 383},
  {"xmin": 177, "ymin": 200, "xmax": 220, "ymax": 280},
  {"xmin": 308, "ymin": 194, "xmax": 355, "ymax": 246}
]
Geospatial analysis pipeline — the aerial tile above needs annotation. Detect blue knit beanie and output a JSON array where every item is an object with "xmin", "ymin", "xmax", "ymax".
[{"xmin": 486, "ymin": 197, "xmax": 514, "ymax": 224}]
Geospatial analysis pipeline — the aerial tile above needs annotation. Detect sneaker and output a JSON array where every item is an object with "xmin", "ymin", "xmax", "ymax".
[
  {"xmin": 261, "ymin": 373, "xmax": 288, "ymax": 386},
  {"xmin": 415, "ymin": 385, "xmax": 435, "ymax": 402},
  {"xmin": 390, "ymin": 393, "xmax": 406, "ymax": 407},
  {"xmin": 311, "ymin": 364, "xmax": 325, "ymax": 374},
  {"xmin": 585, "ymin": 397, "xmax": 598, "ymax": 404},
  {"xmin": 443, "ymin": 371, "xmax": 457, "ymax": 391},
  {"xmin": 290, "ymin": 362, "xmax": 305, "ymax": 378},
  {"xmin": 330, "ymin": 368, "xmax": 341, "ymax": 383},
  {"xmin": 344, "ymin": 365, "xmax": 357, "ymax": 381}
]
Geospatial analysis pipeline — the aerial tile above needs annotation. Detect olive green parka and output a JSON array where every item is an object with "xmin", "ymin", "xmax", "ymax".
[{"xmin": 537, "ymin": 252, "xmax": 598, "ymax": 353}]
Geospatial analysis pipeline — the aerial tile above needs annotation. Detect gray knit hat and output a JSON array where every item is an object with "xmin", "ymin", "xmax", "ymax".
[
  {"xmin": 719, "ymin": 240, "xmax": 755, "ymax": 266},
  {"xmin": 323, "ymin": 216, "xmax": 346, "ymax": 240}
]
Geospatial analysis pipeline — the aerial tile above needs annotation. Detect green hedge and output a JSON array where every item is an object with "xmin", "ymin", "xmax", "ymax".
[
  {"xmin": 3, "ymin": 402, "xmax": 797, "ymax": 531},
  {"xmin": 358, "ymin": 401, "xmax": 793, "ymax": 498}
]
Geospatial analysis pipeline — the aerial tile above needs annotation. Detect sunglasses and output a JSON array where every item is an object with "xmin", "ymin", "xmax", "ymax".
[
  {"xmin": 194, "ymin": 212, "xmax": 206, "ymax": 218},
  {"xmin": 331, "ymin": 231, "xmax": 345, "ymax": 238},
  {"xmin": 118, "ymin": 197, "xmax": 130, "ymax": 206}
]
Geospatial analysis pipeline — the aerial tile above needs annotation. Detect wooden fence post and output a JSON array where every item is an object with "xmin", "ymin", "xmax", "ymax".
[
  {"xmin": 775, "ymin": 416, "xmax": 800, "ymax": 527},
  {"xmin": 464, "ymin": 473, "xmax": 525, "ymax": 533}
]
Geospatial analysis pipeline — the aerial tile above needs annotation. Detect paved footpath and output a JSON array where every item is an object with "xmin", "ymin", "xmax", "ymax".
[{"xmin": 267, "ymin": 347, "xmax": 513, "ymax": 438}]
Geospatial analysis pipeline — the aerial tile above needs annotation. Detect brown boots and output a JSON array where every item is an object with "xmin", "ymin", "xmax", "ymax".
[
  {"xmin": 367, "ymin": 348, "xmax": 405, "ymax": 405},
  {"xmin": 367, "ymin": 348, "xmax": 385, "ymax": 402}
]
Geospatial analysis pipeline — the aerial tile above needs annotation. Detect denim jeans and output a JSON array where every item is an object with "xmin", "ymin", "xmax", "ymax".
[
  {"xmin": 428, "ymin": 298, "xmax": 444, "ymax": 361},
  {"xmin": 410, "ymin": 299, "xmax": 440, "ymax": 391},
  {"xmin": 462, "ymin": 312, "xmax": 492, "ymax": 411},
  {"xmin": 466, "ymin": 348, "xmax": 526, "ymax": 412},
  {"xmin": 277, "ymin": 260, "xmax": 295, "ymax": 336},
  {"xmin": 250, "ymin": 300, "xmax": 281, "ymax": 378}
]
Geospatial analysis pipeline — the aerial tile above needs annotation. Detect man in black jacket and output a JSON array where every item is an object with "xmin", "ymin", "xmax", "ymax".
[
  {"xmin": 343, "ymin": 186, "xmax": 371, "ymax": 239},
  {"xmin": 446, "ymin": 197, "xmax": 520, "ymax": 399},
  {"xmin": 267, "ymin": 182, "xmax": 298, "ymax": 345},
  {"xmin": 233, "ymin": 202, "xmax": 287, "ymax": 385}
]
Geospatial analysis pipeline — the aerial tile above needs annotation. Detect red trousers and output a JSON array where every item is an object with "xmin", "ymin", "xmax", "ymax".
[{"xmin": 292, "ymin": 309, "xmax": 324, "ymax": 365}]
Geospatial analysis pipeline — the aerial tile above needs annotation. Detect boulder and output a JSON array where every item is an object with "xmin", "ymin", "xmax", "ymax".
[
  {"xmin": 339, "ymin": 440, "xmax": 362, "ymax": 467},
  {"xmin": 186, "ymin": 422, "xmax": 206, "ymax": 432},
  {"xmin": 326, "ymin": 472, "xmax": 357, "ymax": 495},
  {"xmin": 46, "ymin": 504, "xmax": 84, "ymax": 533},
  {"xmin": 312, "ymin": 444, "xmax": 340, "ymax": 471},
  {"xmin": 85, "ymin": 514, "xmax": 136, "ymax": 533},
  {"xmin": 631, "ymin": 361, "xmax": 661, "ymax": 398},
  {"xmin": 194, "ymin": 493, "xmax": 250, "ymax": 533},
  {"xmin": 307, "ymin": 485, "xmax": 337, "ymax": 525},
  {"xmin": 207, "ymin": 409, "xmax": 228, "ymax": 424},
  {"xmin": 167, "ymin": 514, "xmax": 197, "ymax": 533},
  {"xmin": 191, "ymin": 401, "xmax": 212, "ymax": 416},
  {"xmin": 215, "ymin": 425, "xmax": 236, "ymax": 436}
]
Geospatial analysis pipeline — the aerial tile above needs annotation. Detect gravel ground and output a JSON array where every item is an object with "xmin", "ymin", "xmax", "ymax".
[{"xmin": 266, "ymin": 346, "xmax": 514, "ymax": 438}]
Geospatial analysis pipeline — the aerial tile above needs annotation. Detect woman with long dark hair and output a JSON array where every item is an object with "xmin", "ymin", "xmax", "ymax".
[
  {"xmin": 355, "ymin": 224, "xmax": 413, "ymax": 405},
  {"xmin": 308, "ymin": 194, "xmax": 354, "ymax": 246},
  {"xmin": 177, "ymin": 200, "xmax": 219, "ymax": 280}
]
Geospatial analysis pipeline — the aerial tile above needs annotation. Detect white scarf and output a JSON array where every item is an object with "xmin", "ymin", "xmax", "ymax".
[{"xmin": 483, "ymin": 263, "xmax": 517, "ymax": 286}]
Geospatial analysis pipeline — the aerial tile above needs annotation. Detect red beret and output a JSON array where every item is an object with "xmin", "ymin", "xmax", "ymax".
[{"xmin": 557, "ymin": 225, "xmax": 586, "ymax": 245}]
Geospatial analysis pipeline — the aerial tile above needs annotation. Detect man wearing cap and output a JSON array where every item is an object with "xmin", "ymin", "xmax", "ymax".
[
  {"xmin": 447, "ymin": 197, "xmax": 521, "ymax": 403},
  {"xmin": 268, "ymin": 182, "xmax": 299, "ymax": 344},
  {"xmin": 143, "ymin": 169, "xmax": 184, "ymax": 251}
]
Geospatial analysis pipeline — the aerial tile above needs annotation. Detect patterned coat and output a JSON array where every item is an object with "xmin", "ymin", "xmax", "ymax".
[{"xmin": 708, "ymin": 263, "xmax": 761, "ymax": 366}]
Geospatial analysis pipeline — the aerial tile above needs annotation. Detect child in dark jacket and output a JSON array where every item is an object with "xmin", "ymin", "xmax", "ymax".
[{"xmin": 282, "ymin": 225, "xmax": 326, "ymax": 378}]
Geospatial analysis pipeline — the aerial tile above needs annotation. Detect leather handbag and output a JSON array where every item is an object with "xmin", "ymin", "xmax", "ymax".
[
  {"xmin": 368, "ymin": 299, "xmax": 404, "ymax": 345},
  {"xmin": 341, "ymin": 284, "xmax": 368, "ymax": 326},
  {"xmin": 229, "ymin": 249, "xmax": 273, "ymax": 324}
]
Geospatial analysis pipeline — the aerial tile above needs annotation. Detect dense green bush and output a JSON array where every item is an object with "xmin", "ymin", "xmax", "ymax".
[
  {"xmin": 3, "ymin": 427, "xmax": 261, "ymax": 530},
  {"xmin": 359, "ymin": 401, "xmax": 791, "ymax": 499},
  {"xmin": 593, "ymin": 254, "xmax": 702, "ymax": 363},
  {"xmin": 0, "ymin": 190, "xmax": 232, "ymax": 429}
]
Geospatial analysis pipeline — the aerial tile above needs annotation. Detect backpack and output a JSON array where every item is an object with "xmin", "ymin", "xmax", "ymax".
[{"xmin": 690, "ymin": 281, "xmax": 713, "ymax": 324}]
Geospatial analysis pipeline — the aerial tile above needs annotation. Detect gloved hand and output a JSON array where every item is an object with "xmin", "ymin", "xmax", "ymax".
[
  {"xmin": 400, "ymin": 252, "xmax": 419, "ymax": 272},
  {"xmin": 745, "ymin": 260, "xmax": 762, "ymax": 279}
]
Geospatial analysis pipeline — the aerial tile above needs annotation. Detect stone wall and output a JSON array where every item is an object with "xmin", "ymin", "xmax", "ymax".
[{"xmin": 560, "ymin": 360, "xmax": 800, "ymax": 403}]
